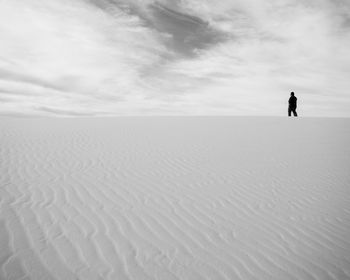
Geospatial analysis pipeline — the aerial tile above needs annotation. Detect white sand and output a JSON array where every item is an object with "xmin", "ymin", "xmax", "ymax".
[{"xmin": 1, "ymin": 117, "xmax": 350, "ymax": 280}]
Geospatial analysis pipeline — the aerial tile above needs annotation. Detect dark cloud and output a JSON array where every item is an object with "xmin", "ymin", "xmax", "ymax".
[
  {"xmin": 149, "ymin": 3, "xmax": 227, "ymax": 56},
  {"xmin": 86, "ymin": 0, "xmax": 227, "ymax": 57}
]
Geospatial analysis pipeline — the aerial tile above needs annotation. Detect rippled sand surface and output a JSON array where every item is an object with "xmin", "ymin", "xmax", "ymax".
[{"xmin": 1, "ymin": 117, "xmax": 350, "ymax": 280}]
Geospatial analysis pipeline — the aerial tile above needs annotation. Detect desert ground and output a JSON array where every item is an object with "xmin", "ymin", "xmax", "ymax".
[{"xmin": 1, "ymin": 117, "xmax": 350, "ymax": 280}]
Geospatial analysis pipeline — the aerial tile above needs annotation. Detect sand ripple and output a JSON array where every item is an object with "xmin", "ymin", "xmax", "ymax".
[{"xmin": 1, "ymin": 117, "xmax": 350, "ymax": 280}]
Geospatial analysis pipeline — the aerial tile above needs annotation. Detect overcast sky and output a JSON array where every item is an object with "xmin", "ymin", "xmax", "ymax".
[{"xmin": 1, "ymin": 0, "xmax": 350, "ymax": 116}]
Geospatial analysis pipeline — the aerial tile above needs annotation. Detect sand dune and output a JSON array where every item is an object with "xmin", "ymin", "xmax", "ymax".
[{"xmin": 1, "ymin": 117, "xmax": 350, "ymax": 280}]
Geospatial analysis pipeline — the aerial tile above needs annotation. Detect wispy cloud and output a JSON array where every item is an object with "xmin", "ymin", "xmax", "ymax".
[{"xmin": 0, "ymin": 0, "xmax": 349, "ymax": 116}]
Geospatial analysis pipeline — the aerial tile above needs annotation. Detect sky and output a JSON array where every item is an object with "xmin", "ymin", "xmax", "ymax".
[{"xmin": 0, "ymin": 0, "xmax": 350, "ymax": 117}]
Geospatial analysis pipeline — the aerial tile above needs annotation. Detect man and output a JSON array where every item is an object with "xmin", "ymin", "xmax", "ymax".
[{"xmin": 288, "ymin": 92, "xmax": 298, "ymax": 117}]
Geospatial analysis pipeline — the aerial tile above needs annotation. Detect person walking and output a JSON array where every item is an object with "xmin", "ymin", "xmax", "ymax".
[{"xmin": 288, "ymin": 92, "xmax": 298, "ymax": 117}]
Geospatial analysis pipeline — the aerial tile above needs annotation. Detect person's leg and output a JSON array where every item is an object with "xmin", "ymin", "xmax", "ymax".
[
  {"xmin": 293, "ymin": 109, "xmax": 298, "ymax": 117},
  {"xmin": 288, "ymin": 107, "xmax": 292, "ymax": 117}
]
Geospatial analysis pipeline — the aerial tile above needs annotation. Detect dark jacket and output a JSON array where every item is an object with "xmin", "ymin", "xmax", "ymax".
[{"xmin": 289, "ymin": 96, "xmax": 297, "ymax": 108}]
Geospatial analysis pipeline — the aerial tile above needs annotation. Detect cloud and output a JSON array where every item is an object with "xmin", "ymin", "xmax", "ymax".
[
  {"xmin": 0, "ymin": 0, "xmax": 350, "ymax": 116},
  {"xmin": 0, "ymin": 0, "xmax": 167, "ymax": 114},
  {"xmin": 160, "ymin": 0, "xmax": 350, "ymax": 115},
  {"xmin": 35, "ymin": 106, "xmax": 98, "ymax": 116}
]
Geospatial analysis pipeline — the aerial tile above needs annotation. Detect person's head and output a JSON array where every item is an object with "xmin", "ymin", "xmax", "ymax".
[{"xmin": 291, "ymin": 92, "xmax": 295, "ymax": 96}]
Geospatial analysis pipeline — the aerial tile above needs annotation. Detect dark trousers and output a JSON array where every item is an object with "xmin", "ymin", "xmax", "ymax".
[{"xmin": 288, "ymin": 106, "xmax": 297, "ymax": 117}]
